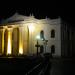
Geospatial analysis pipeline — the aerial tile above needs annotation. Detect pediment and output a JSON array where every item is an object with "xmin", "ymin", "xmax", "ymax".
[{"xmin": 1, "ymin": 12, "xmax": 28, "ymax": 24}]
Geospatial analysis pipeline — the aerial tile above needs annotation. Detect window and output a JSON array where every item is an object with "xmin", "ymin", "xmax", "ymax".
[
  {"xmin": 51, "ymin": 45, "xmax": 55, "ymax": 54},
  {"xmin": 51, "ymin": 29, "xmax": 55, "ymax": 38},
  {"xmin": 40, "ymin": 30, "xmax": 44, "ymax": 40}
]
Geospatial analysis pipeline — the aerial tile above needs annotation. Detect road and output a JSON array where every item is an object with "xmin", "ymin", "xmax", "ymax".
[{"xmin": 50, "ymin": 57, "xmax": 75, "ymax": 75}]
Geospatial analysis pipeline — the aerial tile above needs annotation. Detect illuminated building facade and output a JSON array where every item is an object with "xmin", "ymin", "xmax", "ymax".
[{"xmin": 0, "ymin": 13, "xmax": 61, "ymax": 57}]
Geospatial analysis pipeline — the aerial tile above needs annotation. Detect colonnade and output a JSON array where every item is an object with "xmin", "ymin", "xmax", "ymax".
[{"xmin": 0, "ymin": 25, "xmax": 28, "ymax": 56}]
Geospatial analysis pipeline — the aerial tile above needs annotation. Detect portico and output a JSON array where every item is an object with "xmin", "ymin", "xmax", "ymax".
[{"xmin": 0, "ymin": 25, "xmax": 29, "ymax": 56}]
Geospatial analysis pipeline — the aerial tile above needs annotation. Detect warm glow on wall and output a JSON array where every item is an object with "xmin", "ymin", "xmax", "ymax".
[
  {"xmin": 19, "ymin": 43, "xmax": 23, "ymax": 54},
  {"xmin": 7, "ymin": 31, "xmax": 12, "ymax": 55},
  {"xmin": 28, "ymin": 23, "xmax": 35, "ymax": 32}
]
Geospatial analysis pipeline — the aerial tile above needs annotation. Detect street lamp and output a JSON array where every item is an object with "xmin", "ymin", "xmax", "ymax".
[
  {"xmin": 35, "ymin": 35, "xmax": 41, "ymax": 55},
  {"xmin": 35, "ymin": 32, "xmax": 48, "ymax": 55}
]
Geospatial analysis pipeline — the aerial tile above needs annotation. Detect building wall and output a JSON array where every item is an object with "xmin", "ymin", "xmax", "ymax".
[
  {"xmin": 28, "ymin": 19, "xmax": 61, "ymax": 56},
  {"xmin": 61, "ymin": 20, "xmax": 75, "ymax": 57},
  {"xmin": 46, "ymin": 24, "xmax": 61, "ymax": 56},
  {"xmin": 40, "ymin": 23, "xmax": 61, "ymax": 56},
  {"xmin": 0, "ymin": 30, "xmax": 2, "ymax": 55},
  {"xmin": 0, "ymin": 16, "xmax": 61, "ymax": 56}
]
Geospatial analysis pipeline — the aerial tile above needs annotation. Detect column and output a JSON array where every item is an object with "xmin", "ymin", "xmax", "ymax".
[
  {"xmin": 28, "ymin": 25, "xmax": 35, "ymax": 55},
  {"xmin": 0, "ymin": 28, "xmax": 5, "ymax": 55},
  {"xmin": 22, "ymin": 26, "xmax": 28, "ymax": 55},
  {"xmin": 0, "ymin": 29, "xmax": 2, "ymax": 55},
  {"xmin": 2, "ymin": 29, "xmax": 5, "ymax": 54},
  {"xmin": 7, "ymin": 28, "xmax": 13, "ymax": 55},
  {"xmin": 19, "ymin": 27, "xmax": 23, "ymax": 55},
  {"xmin": 27, "ymin": 26, "xmax": 29, "ymax": 55}
]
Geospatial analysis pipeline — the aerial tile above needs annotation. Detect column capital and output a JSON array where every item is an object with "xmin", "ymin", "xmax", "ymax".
[{"xmin": 0, "ymin": 28, "xmax": 5, "ymax": 33}]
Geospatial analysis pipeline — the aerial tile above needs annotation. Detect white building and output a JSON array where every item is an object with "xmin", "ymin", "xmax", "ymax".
[{"xmin": 0, "ymin": 12, "xmax": 62, "ymax": 57}]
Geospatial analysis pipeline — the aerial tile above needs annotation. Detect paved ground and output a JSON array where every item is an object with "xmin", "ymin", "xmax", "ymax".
[
  {"xmin": 50, "ymin": 58, "xmax": 75, "ymax": 75},
  {"xmin": 0, "ymin": 56, "xmax": 75, "ymax": 75}
]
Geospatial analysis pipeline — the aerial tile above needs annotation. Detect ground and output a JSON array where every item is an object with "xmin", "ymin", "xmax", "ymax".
[
  {"xmin": 50, "ymin": 57, "xmax": 75, "ymax": 75},
  {"xmin": 0, "ymin": 56, "xmax": 75, "ymax": 75}
]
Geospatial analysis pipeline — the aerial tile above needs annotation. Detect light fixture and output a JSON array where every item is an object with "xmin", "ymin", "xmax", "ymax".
[{"xmin": 36, "ymin": 35, "xmax": 40, "ymax": 40}]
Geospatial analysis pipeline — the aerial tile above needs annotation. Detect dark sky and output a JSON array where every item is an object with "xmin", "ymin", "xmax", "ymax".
[{"xmin": 0, "ymin": 1, "xmax": 75, "ymax": 25}]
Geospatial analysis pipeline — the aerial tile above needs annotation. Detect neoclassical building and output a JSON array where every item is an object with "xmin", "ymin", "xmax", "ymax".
[{"xmin": 0, "ymin": 12, "xmax": 74, "ymax": 57}]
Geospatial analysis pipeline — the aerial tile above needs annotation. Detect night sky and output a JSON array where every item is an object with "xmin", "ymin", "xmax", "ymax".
[{"xmin": 0, "ymin": 1, "xmax": 75, "ymax": 26}]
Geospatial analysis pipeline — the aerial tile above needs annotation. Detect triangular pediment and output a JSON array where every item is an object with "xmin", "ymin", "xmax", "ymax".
[
  {"xmin": 1, "ymin": 12, "xmax": 29, "ymax": 24},
  {"xmin": 0, "ymin": 12, "xmax": 61, "ymax": 26}
]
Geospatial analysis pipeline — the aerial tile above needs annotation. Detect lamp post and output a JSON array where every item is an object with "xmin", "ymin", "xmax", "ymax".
[
  {"xmin": 35, "ymin": 35, "xmax": 40, "ymax": 55},
  {"xmin": 35, "ymin": 40, "xmax": 40, "ymax": 55},
  {"xmin": 35, "ymin": 32, "xmax": 48, "ymax": 55}
]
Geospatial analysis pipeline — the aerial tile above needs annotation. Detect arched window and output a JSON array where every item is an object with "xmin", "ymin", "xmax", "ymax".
[
  {"xmin": 40, "ymin": 30, "xmax": 44, "ymax": 40},
  {"xmin": 51, "ymin": 45, "xmax": 55, "ymax": 54},
  {"xmin": 51, "ymin": 29, "xmax": 55, "ymax": 38}
]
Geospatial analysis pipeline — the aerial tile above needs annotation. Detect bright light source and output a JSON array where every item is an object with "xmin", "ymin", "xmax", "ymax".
[
  {"xmin": 36, "ymin": 35, "xmax": 44, "ymax": 40},
  {"xmin": 28, "ymin": 23, "xmax": 35, "ymax": 32},
  {"xmin": 36, "ymin": 35, "xmax": 40, "ymax": 40},
  {"xmin": 7, "ymin": 31, "xmax": 12, "ymax": 55}
]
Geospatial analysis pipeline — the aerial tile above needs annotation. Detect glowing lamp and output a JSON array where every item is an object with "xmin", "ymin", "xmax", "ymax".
[{"xmin": 36, "ymin": 35, "xmax": 40, "ymax": 40}]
